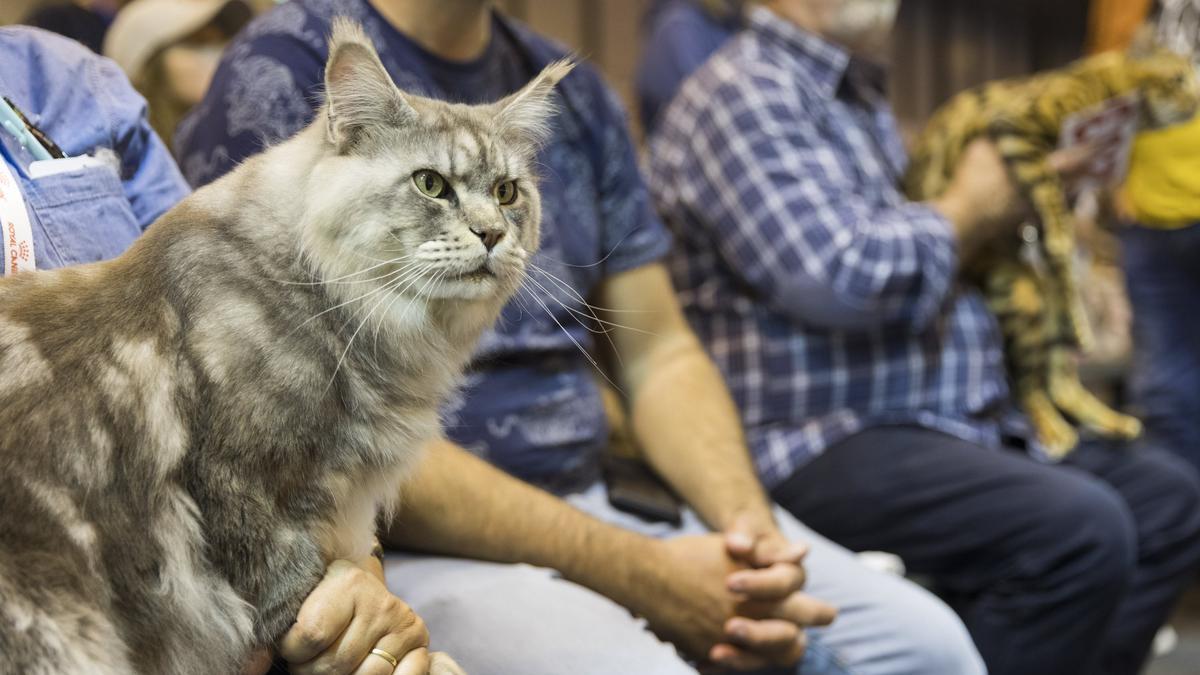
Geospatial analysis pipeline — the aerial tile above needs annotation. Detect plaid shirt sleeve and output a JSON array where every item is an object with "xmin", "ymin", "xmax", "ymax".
[{"xmin": 675, "ymin": 72, "xmax": 959, "ymax": 331}]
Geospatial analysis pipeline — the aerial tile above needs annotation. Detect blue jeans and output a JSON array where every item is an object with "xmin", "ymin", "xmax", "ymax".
[
  {"xmin": 385, "ymin": 484, "xmax": 985, "ymax": 675},
  {"xmin": 774, "ymin": 427, "xmax": 1200, "ymax": 675},
  {"xmin": 1120, "ymin": 223, "xmax": 1200, "ymax": 473}
]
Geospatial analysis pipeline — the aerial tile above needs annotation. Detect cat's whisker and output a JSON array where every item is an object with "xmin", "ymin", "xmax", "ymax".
[
  {"xmin": 527, "ymin": 263, "xmax": 655, "ymax": 314},
  {"xmin": 522, "ymin": 276, "xmax": 615, "ymax": 336},
  {"xmin": 524, "ymin": 273, "xmax": 654, "ymax": 336},
  {"xmin": 326, "ymin": 269, "xmax": 429, "ymax": 389},
  {"xmin": 283, "ymin": 266, "xmax": 415, "ymax": 288},
  {"xmin": 531, "ymin": 228, "xmax": 636, "ymax": 269},
  {"xmin": 371, "ymin": 266, "xmax": 447, "ymax": 358},
  {"xmin": 392, "ymin": 267, "xmax": 449, "ymax": 343},
  {"xmin": 292, "ymin": 263, "xmax": 431, "ymax": 337},
  {"xmin": 273, "ymin": 254, "xmax": 414, "ymax": 286},
  {"xmin": 518, "ymin": 284, "xmax": 626, "ymax": 396},
  {"xmin": 521, "ymin": 276, "xmax": 623, "ymax": 369},
  {"xmin": 351, "ymin": 250, "xmax": 416, "ymax": 265}
]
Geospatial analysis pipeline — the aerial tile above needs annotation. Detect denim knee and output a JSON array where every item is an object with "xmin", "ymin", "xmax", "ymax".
[{"xmin": 891, "ymin": 600, "xmax": 987, "ymax": 675}]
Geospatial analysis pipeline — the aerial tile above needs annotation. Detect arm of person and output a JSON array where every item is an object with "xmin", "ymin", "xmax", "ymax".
[
  {"xmin": 597, "ymin": 262, "xmax": 824, "ymax": 580},
  {"xmin": 598, "ymin": 263, "xmax": 773, "ymax": 534},
  {"xmin": 242, "ymin": 551, "xmax": 432, "ymax": 675},
  {"xmin": 383, "ymin": 439, "xmax": 830, "ymax": 668},
  {"xmin": 90, "ymin": 51, "xmax": 191, "ymax": 227},
  {"xmin": 383, "ymin": 438, "xmax": 651, "ymax": 601},
  {"xmin": 598, "ymin": 262, "xmax": 837, "ymax": 666},
  {"xmin": 669, "ymin": 76, "xmax": 962, "ymax": 333}
]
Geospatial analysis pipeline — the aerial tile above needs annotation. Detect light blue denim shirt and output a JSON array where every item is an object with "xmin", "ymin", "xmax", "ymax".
[{"xmin": 0, "ymin": 27, "xmax": 189, "ymax": 271}]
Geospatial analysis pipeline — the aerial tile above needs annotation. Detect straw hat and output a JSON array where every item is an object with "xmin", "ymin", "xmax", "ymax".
[{"xmin": 103, "ymin": 0, "xmax": 252, "ymax": 79}]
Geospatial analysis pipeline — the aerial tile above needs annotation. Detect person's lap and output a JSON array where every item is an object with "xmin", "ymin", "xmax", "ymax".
[
  {"xmin": 772, "ymin": 425, "xmax": 1200, "ymax": 675},
  {"xmin": 384, "ymin": 483, "xmax": 984, "ymax": 675}
]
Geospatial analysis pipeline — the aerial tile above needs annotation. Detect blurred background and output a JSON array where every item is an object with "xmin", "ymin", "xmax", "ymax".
[
  {"xmin": 2, "ymin": 0, "xmax": 1195, "ymax": 671},
  {"xmin": 0, "ymin": 0, "xmax": 1093, "ymax": 138}
]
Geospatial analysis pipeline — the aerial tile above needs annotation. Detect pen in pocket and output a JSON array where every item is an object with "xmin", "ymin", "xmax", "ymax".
[{"xmin": 0, "ymin": 97, "xmax": 63, "ymax": 162}]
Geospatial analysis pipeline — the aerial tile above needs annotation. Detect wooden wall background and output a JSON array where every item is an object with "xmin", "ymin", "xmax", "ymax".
[
  {"xmin": 497, "ymin": 0, "xmax": 1091, "ymax": 138},
  {"xmin": 6, "ymin": 0, "xmax": 1093, "ymax": 135}
]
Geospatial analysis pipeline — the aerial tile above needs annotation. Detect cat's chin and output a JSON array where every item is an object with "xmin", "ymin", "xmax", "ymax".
[{"xmin": 420, "ymin": 274, "xmax": 507, "ymax": 302}]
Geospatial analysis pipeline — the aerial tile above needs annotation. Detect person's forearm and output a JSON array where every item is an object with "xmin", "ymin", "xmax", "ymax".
[
  {"xmin": 629, "ymin": 334, "xmax": 775, "ymax": 533},
  {"xmin": 382, "ymin": 438, "xmax": 662, "ymax": 609}
]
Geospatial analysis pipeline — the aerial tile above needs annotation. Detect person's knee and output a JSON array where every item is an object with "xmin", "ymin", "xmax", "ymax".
[
  {"xmin": 828, "ymin": 576, "xmax": 984, "ymax": 675},
  {"xmin": 392, "ymin": 561, "xmax": 698, "ymax": 675},
  {"xmin": 1041, "ymin": 478, "xmax": 1138, "ymax": 593},
  {"xmin": 886, "ymin": 593, "xmax": 986, "ymax": 675},
  {"xmin": 1140, "ymin": 451, "xmax": 1200, "ymax": 557}
]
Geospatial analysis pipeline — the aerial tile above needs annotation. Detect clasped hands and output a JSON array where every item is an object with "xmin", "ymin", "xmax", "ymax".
[{"xmin": 653, "ymin": 514, "xmax": 838, "ymax": 672}]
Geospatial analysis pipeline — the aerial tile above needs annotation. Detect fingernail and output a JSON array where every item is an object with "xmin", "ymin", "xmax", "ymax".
[{"xmin": 728, "ymin": 574, "xmax": 748, "ymax": 591}]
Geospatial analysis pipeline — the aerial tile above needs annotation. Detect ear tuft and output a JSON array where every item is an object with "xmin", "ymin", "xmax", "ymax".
[
  {"xmin": 493, "ymin": 58, "xmax": 577, "ymax": 147},
  {"xmin": 329, "ymin": 16, "xmax": 374, "ymax": 53},
  {"xmin": 324, "ymin": 18, "xmax": 414, "ymax": 151}
]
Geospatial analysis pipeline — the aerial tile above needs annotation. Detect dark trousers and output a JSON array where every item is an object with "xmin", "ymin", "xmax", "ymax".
[
  {"xmin": 773, "ymin": 427, "xmax": 1200, "ymax": 675},
  {"xmin": 1121, "ymin": 223, "xmax": 1200, "ymax": 473}
]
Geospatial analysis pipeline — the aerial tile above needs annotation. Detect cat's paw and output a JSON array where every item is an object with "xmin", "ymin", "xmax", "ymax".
[
  {"xmin": 430, "ymin": 652, "xmax": 467, "ymax": 675},
  {"xmin": 1024, "ymin": 392, "xmax": 1079, "ymax": 459},
  {"xmin": 1033, "ymin": 410, "xmax": 1079, "ymax": 459},
  {"xmin": 1095, "ymin": 413, "xmax": 1142, "ymax": 441}
]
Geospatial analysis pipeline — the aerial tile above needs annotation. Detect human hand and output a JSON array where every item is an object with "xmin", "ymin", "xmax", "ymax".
[
  {"xmin": 243, "ymin": 557, "xmax": 436, "ymax": 675},
  {"xmin": 932, "ymin": 139, "xmax": 1028, "ymax": 258},
  {"xmin": 648, "ymin": 533, "xmax": 836, "ymax": 671},
  {"xmin": 933, "ymin": 139, "xmax": 1102, "ymax": 261},
  {"xmin": 716, "ymin": 515, "xmax": 838, "ymax": 670}
]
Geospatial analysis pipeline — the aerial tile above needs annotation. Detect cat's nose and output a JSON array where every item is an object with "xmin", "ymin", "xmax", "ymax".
[{"xmin": 471, "ymin": 226, "xmax": 504, "ymax": 252}]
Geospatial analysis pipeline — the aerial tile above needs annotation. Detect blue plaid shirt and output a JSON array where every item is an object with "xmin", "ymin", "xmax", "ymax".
[{"xmin": 647, "ymin": 7, "xmax": 1014, "ymax": 488}]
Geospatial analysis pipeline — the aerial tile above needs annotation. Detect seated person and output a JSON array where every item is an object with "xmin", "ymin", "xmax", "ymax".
[
  {"xmin": 0, "ymin": 24, "xmax": 187, "ymax": 269},
  {"xmin": 23, "ymin": 0, "xmax": 124, "ymax": 54},
  {"xmin": 636, "ymin": 0, "xmax": 739, "ymax": 134},
  {"xmin": 103, "ymin": 0, "xmax": 253, "ymax": 148},
  {"xmin": 647, "ymin": 2, "xmax": 1200, "ymax": 675},
  {"xmin": 1119, "ymin": 0, "xmax": 1200, "ymax": 472},
  {"xmin": 0, "ymin": 26, "xmax": 435, "ymax": 674},
  {"xmin": 176, "ymin": 1, "xmax": 986, "ymax": 673}
]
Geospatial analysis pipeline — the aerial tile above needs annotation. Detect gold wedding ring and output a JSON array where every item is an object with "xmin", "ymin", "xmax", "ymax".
[{"xmin": 370, "ymin": 647, "xmax": 400, "ymax": 668}]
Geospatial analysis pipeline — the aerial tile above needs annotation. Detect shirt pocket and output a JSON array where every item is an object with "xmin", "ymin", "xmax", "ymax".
[{"xmin": 24, "ymin": 163, "xmax": 141, "ymax": 267}]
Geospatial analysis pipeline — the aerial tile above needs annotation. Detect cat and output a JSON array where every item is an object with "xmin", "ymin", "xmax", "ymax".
[
  {"xmin": 904, "ymin": 47, "xmax": 1199, "ymax": 457},
  {"xmin": 0, "ymin": 19, "xmax": 571, "ymax": 674}
]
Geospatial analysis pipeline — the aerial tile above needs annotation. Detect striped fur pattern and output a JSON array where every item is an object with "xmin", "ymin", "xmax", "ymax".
[
  {"xmin": 0, "ymin": 20, "xmax": 570, "ymax": 674},
  {"xmin": 905, "ymin": 48, "xmax": 1199, "ymax": 457}
]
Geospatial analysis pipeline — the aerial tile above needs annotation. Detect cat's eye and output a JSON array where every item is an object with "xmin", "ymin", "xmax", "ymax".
[
  {"xmin": 495, "ymin": 180, "xmax": 519, "ymax": 206},
  {"xmin": 413, "ymin": 170, "xmax": 450, "ymax": 199}
]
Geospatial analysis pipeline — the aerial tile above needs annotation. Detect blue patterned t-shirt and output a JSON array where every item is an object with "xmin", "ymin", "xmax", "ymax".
[{"xmin": 175, "ymin": 0, "xmax": 671, "ymax": 491}]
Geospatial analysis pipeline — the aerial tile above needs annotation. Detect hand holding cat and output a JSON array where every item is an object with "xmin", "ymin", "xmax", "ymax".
[
  {"xmin": 270, "ymin": 558, "xmax": 433, "ymax": 675},
  {"xmin": 931, "ymin": 139, "xmax": 1029, "ymax": 261},
  {"xmin": 932, "ymin": 138, "xmax": 1101, "ymax": 262}
]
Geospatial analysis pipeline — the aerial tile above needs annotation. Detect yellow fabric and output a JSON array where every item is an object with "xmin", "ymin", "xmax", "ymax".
[{"xmin": 1123, "ymin": 114, "xmax": 1200, "ymax": 228}]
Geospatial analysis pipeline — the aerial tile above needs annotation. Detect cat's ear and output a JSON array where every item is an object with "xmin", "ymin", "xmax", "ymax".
[
  {"xmin": 492, "ymin": 59, "xmax": 575, "ymax": 146},
  {"xmin": 324, "ymin": 18, "xmax": 415, "ymax": 151}
]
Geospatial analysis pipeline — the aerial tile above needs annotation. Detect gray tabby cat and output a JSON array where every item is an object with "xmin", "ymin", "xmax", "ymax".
[{"xmin": 0, "ymin": 20, "xmax": 570, "ymax": 674}]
